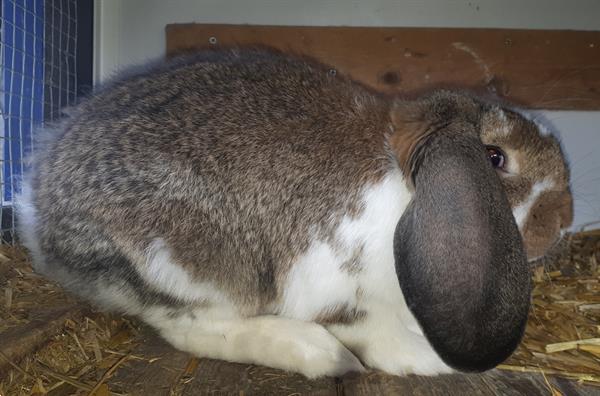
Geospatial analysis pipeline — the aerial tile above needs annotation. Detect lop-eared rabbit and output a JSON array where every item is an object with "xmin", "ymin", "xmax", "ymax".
[{"xmin": 17, "ymin": 49, "xmax": 573, "ymax": 378}]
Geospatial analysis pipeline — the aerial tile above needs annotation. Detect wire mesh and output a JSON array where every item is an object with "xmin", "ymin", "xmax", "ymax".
[
  {"xmin": 44, "ymin": 0, "xmax": 77, "ymax": 121},
  {"xmin": 0, "ymin": 0, "xmax": 78, "ymax": 243}
]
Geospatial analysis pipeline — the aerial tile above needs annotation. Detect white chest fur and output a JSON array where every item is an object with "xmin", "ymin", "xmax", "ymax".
[
  {"xmin": 278, "ymin": 169, "xmax": 411, "ymax": 319},
  {"xmin": 277, "ymin": 169, "xmax": 453, "ymax": 375}
]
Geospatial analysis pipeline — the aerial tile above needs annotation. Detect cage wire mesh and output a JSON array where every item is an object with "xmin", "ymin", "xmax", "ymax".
[{"xmin": 0, "ymin": 0, "xmax": 77, "ymax": 243}]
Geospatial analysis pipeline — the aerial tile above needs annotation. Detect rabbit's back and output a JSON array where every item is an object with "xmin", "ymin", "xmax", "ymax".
[{"xmin": 26, "ymin": 49, "xmax": 394, "ymax": 312}]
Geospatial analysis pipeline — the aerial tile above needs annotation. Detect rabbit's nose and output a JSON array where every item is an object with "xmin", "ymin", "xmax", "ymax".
[{"xmin": 523, "ymin": 189, "xmax": 573, "ymax": 259}]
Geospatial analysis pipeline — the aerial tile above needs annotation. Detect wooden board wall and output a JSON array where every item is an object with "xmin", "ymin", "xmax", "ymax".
[{"xmin": 166, "ymin": 24, "xmax": 600, "ymax": 110}]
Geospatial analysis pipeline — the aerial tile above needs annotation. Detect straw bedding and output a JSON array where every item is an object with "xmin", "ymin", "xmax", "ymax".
[{"xmin": 0, "ymin": 231, "xmax": 598, "ymax": 395}]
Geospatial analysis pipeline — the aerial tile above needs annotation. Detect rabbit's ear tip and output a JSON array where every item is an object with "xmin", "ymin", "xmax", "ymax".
[{"xmin": 393, "ymin": 126, "xmax": 530, "ymax": 372}]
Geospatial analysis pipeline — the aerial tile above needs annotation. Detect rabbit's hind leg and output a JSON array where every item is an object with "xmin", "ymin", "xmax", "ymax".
[{"xmin": 143, "ymin": 306, "xmax": 364, "ymax": 378}]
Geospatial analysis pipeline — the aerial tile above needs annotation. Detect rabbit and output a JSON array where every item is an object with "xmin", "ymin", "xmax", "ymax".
[{"xmin": 16, "ymin": 48, "xmax": 573, "ymax": 378}]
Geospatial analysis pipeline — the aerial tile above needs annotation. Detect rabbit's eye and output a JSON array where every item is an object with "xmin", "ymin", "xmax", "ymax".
[{"xmin": 486, "ymin": 146, "xmax": 505, "ymax": 169}]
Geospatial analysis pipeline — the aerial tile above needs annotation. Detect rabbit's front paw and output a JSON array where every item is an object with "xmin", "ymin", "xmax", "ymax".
[
  {"xmin": 152, "ymin": 312, "xmax": 364, "ymax": 379},
  {"xmin": 362, "ymin": 330, "xmax": 453, "ymax": 376},
  {"xmin": 261, "ymin": 319, "xmax": 365, "ymax": 378}
]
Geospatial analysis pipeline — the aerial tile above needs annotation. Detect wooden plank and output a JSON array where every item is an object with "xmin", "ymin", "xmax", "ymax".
[
  {"xmin": 0, "ymin": 303, "xmax": 87, "ymax": 372},
  {"xmin": 551, "ymin": 376, "xmax": 600, "ymax": 396},
  {"xmin": 341, "ymin": 369, "xmax": 600, "ymax": 396},
  {"xmin": 342, "ymin": 371, "xmax": 498, "ymax": 396},
  {"xmin": 181, "ymin": 358, "xmax": 339, "ymax": 395},
  {"xmin": 105, "ymin": 327, "xmax": 600, "ymax": 395},
  {"xmin": 166, "ymin": 24, "xmax": 600, "ymax": 110},
  {"xmin": 183, "ymin": 359, "xmax": 341, "ymax": 396},
  {"xmin": 107, "ymin": 332, "xmax": 192, "ymax": 396},
  {"xmin": 479, "ymin": 370, "xmax": 574, "ymax": 396},
  {"xmin": 107, "ymin": 328, "xmax": 338, "ymax": 395}
]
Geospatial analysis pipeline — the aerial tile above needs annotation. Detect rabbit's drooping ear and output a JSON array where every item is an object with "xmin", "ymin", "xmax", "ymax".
[{"xmin": 391, "ymin": 95, "xmax": 531, "ymax": 372}]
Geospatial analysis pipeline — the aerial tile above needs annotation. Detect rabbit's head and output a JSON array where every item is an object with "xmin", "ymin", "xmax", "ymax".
[
  {"xmin": 480, "ymin": 109, "xmax": 573, "ymax": 260},
  {"xmin": 389, "ymin": 91, "xmax": 572, "ymax": 372}
]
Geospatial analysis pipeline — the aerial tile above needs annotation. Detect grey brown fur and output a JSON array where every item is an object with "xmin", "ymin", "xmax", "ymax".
[
  {"xmin": 340, "ymin": 244, "xmax": 365, "ymax": 274},
  {"xmin": 314, "ymin": 304, "xmax": 367, "ymax": 325},
  {"xmin": 28, "ymin": 49, "xmax": 393, "ymax": 313},
  {"xmin": 19, "ymin": 48, "xmax": 572, "ymax": 373}
]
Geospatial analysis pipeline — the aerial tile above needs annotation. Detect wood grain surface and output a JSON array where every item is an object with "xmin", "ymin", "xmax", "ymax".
[
  {"xmin": 105, "ymin": 328, "xmax": 600, "ymax": 396},
  {"xmin": 166, "ymin": 24, "xmax": 600, "ymax": 110}
]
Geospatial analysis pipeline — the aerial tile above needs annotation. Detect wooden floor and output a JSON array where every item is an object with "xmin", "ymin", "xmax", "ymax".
[
  {"xmin": 103, "ymin": 328, "xmax": 600, "ymax": 396},
  {"xmin": 1, "ymin": 242, "xmax": 599, "ymax": 395},
  {"xmin": 1, "ymin": 306, "xmax": 599, "ymax": 395}
]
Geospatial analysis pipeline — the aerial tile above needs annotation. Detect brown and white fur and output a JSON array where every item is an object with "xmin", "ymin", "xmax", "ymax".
[{"xmin": 16, "ymin": 49, "xmax": 572, "ymax": 378}]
